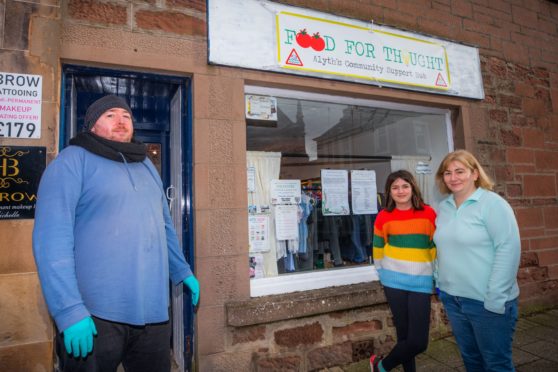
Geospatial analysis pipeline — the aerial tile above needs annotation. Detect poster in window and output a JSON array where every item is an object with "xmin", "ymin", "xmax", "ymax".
[
  {"xmin": 321, "ymin": 169, "xmax": 350, "ymax": 216},
  {"xmin": 270, "ymin": 179, "xmax": 301, "ymax": 205},
  {"xmin": 0, "ymin": 146, "xmax": 46, "ymax": 219},
  {"xmin": 351, "ymin": 170, "xmax": 378, "ymax": 215},
  {"xmin": 274, "ymin": 204, "xmax": 299, "ymax": 240},
  {"xmin": 248, "ymin": 214, "xmax": 270, "ymax": 253},
  {"xmin": 247, "ymin": 166, "xmax": 256, "ymax": 192},
  {"xmin": 249, "ymin": 254, "xmax": 265, "ymax": 279}
]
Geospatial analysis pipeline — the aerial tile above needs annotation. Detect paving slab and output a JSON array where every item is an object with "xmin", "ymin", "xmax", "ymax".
[
  {"xmin": 516, "ymin": 358, "xmax": 558, "ymax": 372},
  {"xmin": 518, "ymin": 340, "xmax": 558, "ymax": 363},
  {"xmin": 424, "ymin": 338, "xmax": 463, "ymax": 369}
]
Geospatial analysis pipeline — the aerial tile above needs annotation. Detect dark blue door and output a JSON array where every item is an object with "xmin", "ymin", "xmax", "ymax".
[{"xmin": 61, "ymin": 65, "xmax": 195, "ymax": 371}]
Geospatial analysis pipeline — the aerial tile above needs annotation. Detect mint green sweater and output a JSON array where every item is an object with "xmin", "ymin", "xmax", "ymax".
[{"xmin": 434, "ymin": 188, "xmax": 520, "ymax": 314}]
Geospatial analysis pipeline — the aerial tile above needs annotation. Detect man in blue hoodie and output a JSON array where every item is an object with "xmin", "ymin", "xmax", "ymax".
[{"xmin": 33, "ymin": 95, "xmax": 200, "ymax": 372}]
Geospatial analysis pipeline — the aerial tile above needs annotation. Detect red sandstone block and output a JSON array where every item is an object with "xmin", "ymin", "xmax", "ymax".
[
  {"xmin": 523, "ymin": 175, "xmax": 556, "ymax": 197},
  {"xmin": 332, "ymin": 320, "xmax": 383, "ymax": 338},
  {"xmin": 232, "ymin": 325, "xmax": 266, "ymax": 345},
  {"xmin": 543, "ymin": 206, "xmax": 558, "ymax": 229},
  {"xmin": 490, "ymin": 0, "xmax": 512, "ymax": 14},
  {"xmin": 473, "ymin": 4, "xmax": 512, "ymax": 22},
  {"xmin": 452, "ymin": 1, "xmax": 472, "ymax": 18},
  {"xmin": 68, "ymin": 0, "xmax": 127, "ymax": 25},
  {"xmin": 274, "ymin": 322, "xmax": 323, "ymax": 347},
  {"xmin": 537, "ymin": 248, "xmax": 558, "ymax": 267},
  {"xmin": 531, "ymin": 236, "xmax": 558, "ymax": 251},
  {"xmin": 516, "ymin": 207, "xmax": 544, "ymax": 228},
  {"xmin": 523, "ymin": 97, "xmax": 547, "ymax": 117},
  {"xmin": 506, "ymin": 183, "xmax": 522, "ymax": 197},
  {"xmin": 511, "ymin": 5, "xmax": 538, "ymax": 27},
  {"xmin": 521, "ymin": 252, "xmax": 539, "ymax": 267},
  {"xmin": 513, "ymin": 164, "xmax": 536, "ymax": 174},
  {"xmin": 502, "ymin": 40, "xmax": 530, "ymax": 66},
  {"xmin": 536, "ymin": 151, "xmax": 558, "ymax": 170},
  {"xmin": 167, "ymin": 0, "xmax": 206, "ymax": 12},
  {"xmin": 383, "ymin": 8, "xmax": 417, "ymax": 30},
  {"xmin": 519, "ymin": 228, "xmax": 545, "ymax": 240},
  {"xmin": 499, "ymin": 94, "xmax": 522, "ymax": 109},
  {"xmin": 548, "ymin": 265, "xmax": 558, "ymax": 279},
  {"xmin": 500, "ymin": 129, "xmax": 521, "ymax": 146},
  {"xmin": 518, "ymin": 266, "xmax": 549, "ymax": 284},
  {"xmin": 521, "ymin": 127, "xmax": 545, "ymax": 149},
  {"xmin": 135, "ymin": 10, "xmax": 205, "ymax": 36},
  {"xmin": 507, "ymin": 148, "xmax": 534, "ymax": 164},
  {"xmin": 489, "ymin": 109, "xmax": 508, "ymax": 123},
  {"xmin": 515, "ymin": 82, "xmax": 535, "ymax": 98}
]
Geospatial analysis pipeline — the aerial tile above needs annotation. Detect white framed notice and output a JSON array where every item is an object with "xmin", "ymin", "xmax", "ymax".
[
  {"xmin": 321, "ymin": 169, "xmax": 350, "ymax": 216},
  {"xmin": 351, "ymin": 170, "xmax": 378, "ymax": 215},
  {"xmin": 270, "ymin": 179, "xmax": 301, "ymax": 205},
  {"xmin": 247, "ymin": 166, "xmax": 256, "ymax": 192},
  {"xmin": 246, "ymin": 94, "xmax": 278, "ymax": 121},
  {"xmin": 274, "ymin": 204, "xmax": 299, "ymax": 240},
  {"xmin": 248, "ymin": 214, "xmax": 270, "ymax": 253}
]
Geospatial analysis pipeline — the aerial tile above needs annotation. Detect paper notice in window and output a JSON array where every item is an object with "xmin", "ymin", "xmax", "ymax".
[
  {"xmin": 274, "ymin": 204, "xmax": 299, "ymax": 240},
  {"xmin": 249, "ymin": 214, "xmax": 270, "ymax": 252},
  {"xmin": 351, "ymin": 170, "xmax": 378, "ymax": 215},
  {"xmin": 321, "ymin": 169, "xmax": 350, "ymax": 216}
]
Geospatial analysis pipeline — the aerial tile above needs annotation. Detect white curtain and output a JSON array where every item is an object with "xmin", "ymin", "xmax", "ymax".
[
  {"xmin": 390, "ymin": 155, "xmax": 433, "ymax": 205},
  {"xmin": 247, "ymin": 151, "xmax": 281, "ymax": 277}
]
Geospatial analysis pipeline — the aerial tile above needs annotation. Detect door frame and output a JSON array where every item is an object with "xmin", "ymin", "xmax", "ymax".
[{"xmin": 59, "ymin": 65, "xmax": 195, "ymax": 370}]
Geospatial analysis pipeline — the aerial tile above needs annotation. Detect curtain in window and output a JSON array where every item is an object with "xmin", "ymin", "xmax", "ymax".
[
  {"xmin": 247, "ymin": 151, "xmax": 282, "ymax": 277},
  {"xmin": 390, "ymin": 155, "xmax": 433, "ymax": 205}
]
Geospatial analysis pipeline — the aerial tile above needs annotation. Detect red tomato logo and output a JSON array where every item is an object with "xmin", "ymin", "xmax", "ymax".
[
  {"xmin": 296, "ymin": 29, "xmax": 312, "ymax": 48},
  {"xmin": 311, "ymin": 32, "xmax": 325, "ymax": 51}
]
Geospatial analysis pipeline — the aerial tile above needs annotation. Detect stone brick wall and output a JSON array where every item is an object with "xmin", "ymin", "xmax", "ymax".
[
  {"xmin": 274, "ymin": 0, "xmax": 558, "ymax": 310},
  {"xmin": 1, "ymin": 0, "xmax": 557, "ymax": 370},
  {"xmin": 0, "ymin": 0, "xmax": 61, "ymax": 370}
]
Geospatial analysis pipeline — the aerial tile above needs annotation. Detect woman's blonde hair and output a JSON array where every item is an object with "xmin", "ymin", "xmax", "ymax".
[{"xmin": 435, "ymin": 149, "xmax": 494, "ymax": 194}]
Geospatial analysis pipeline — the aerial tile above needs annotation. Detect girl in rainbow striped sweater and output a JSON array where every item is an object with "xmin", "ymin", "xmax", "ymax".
[{"xmin": 370, "ymin": 170, "xmax": 436, "ymax": 372}]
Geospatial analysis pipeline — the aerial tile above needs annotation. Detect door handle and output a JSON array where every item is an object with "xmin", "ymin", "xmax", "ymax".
[{"xmin": 166, "ymin": 185, "xmax": 175, "ymax": 212}]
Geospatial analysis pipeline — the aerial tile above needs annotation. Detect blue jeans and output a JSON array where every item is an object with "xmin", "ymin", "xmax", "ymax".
[{"xmin": 439, "ymin": 291, "xmax": 518, "ymax": 372}]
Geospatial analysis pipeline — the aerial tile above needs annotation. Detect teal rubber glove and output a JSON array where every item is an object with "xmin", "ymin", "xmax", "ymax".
[
  {"xmin": 63, "ymin": 316, "xmax": 97, "ymax": 358},
  {"xmin": 183, "ymin": 275, "xmax": 200, "ymax": 306}
]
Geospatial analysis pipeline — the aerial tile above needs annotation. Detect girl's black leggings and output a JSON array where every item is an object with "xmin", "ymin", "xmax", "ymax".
[{"xmin": 382, "ymin": 286, "xmax": 431, "ymax": 372}]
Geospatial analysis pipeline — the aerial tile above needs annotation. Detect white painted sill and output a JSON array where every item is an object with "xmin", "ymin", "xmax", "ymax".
[{"xmin": 250, "ymin": 265, "xmax": 380, "ymax": 297}]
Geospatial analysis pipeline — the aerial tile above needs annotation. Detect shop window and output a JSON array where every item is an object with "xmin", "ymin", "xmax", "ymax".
[{"xmin": 245, "ymin": 86, "xmax": 452, "ymax": 296}]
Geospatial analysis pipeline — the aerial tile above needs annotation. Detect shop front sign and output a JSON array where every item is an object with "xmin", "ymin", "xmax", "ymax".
[
  {"xmin": 0, "ymin": 146, "xmax": 46, "ymax": 219},
  {"xmin": 277, "ymin": 12, "xmax": 450, "ymax": 91},
  {"xmin": 208, "ymin": 0, "xmax": 484, "ymax": 99}
]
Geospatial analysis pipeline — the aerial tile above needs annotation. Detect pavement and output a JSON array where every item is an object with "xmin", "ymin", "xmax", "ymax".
[{"xmin": 340, "ymin": 307, "xmax": 558, "ymax": 371}]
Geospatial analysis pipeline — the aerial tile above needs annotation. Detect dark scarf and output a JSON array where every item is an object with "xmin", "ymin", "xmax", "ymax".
[{"xmin": 70, "ymin": 132, "xmax": 147, "ymax": 163}]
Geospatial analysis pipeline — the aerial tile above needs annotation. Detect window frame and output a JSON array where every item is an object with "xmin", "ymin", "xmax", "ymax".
[{"xmin": 245, "ymin": 85, "xmax": 454, "ymax": 297}]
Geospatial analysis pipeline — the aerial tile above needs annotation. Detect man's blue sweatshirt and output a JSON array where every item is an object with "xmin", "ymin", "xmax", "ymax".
[{"xmin": 33, "ymin": 146, "xmax": 192, "ymax": 332}]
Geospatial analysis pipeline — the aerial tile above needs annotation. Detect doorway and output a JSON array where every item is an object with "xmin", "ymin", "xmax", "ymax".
[{"xmin": 61, "ymin": 65, "xmax": 195, "ymax": 371}]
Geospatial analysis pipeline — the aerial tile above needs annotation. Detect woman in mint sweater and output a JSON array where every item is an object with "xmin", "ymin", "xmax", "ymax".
[
  {"xmin": 370, "ymin": 170, "xmax": 437, "ymax": 372},
  {"xmin": 434, "ymin": 150, "xmax": 520, "ymax": 372}
]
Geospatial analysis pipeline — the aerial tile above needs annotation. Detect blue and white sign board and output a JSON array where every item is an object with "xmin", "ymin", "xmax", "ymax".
[{"xmin": 208, "ymin": 0, "xmax": 484, "ymax": 99}]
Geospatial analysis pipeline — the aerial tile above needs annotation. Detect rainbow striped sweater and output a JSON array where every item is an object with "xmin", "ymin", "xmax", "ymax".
[{"xmin": 373, "ymin": 206, "xmax": 437, "ymax": 294}]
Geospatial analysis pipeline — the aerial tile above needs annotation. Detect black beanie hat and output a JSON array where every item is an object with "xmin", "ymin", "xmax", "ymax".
[{"xmin": 83, "ymin": 95, "xmax": 133, "ymax": 131}]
